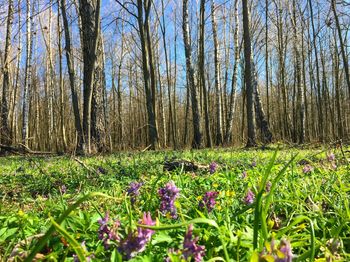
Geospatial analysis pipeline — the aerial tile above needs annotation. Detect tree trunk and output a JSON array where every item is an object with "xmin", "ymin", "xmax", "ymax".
[
  {"xmin": 183, "ymin": 0, "xmax": 203, "ymax": 148},
  {"xmin": 252, "ymin": 60, "xmax": 273, "ymax": 144},
  {"xmin": 242, "ymin": 0, "xmax": 256, "ymax": 147},
  {"xmin": 211, "ymin": 0, "xmax": 223, "ymax": 145},
  {"xmin": 61, "ymin": 0, "xmax": 83, "ymax": 152},
  {"xmin": 22, "ymin": 0, "xmax": 33, "ymax": 147},
  {"xmin": 1, "ymin": 0, "xmax": 14, "ymax": 146},
  {"xmin": 199, "ymin": 0, "xmax": 212, "ymax": 148},
  {"xmin": 332, "ymin": 0, "xmax": 350, "ymax": 99},
  {"xmin": 79, "ymin": 0, "xmax": 101, "ymax": 154},
  {"xmin": 224, "ymin": 0, "xmax": 239, "ymax": 144},
  {"xmin": 135, "ymin": 0, "xmax": 158, "ymax": 150}
]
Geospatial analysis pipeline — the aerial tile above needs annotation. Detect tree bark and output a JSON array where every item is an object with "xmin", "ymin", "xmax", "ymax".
[
  {"xmin": 79, "ymin": 0, "xmax": 101, "ymax": 154},
  {"xmin": 242, "ymin": 0, "xmax": 256, "ymax": 147},
  {"xmin": 183, "ymin": 0, "xmax": 203, "ymax": 148},
  {"xmin": 224, "ymin": 0, "xmax": 239, "ymax": 144},
  {"xmin": 211, "ymin": 0, "xmax": 223, "ymax": 145},
  {"xmin": 61, "ymin": 0, "xmax": 84, "ymax": 152},
  {"xmin": 1, "ymin": 0, "xmax": 14, "ymax": 146},
  {"xmin": 199, "ymin": 0, "xmax": 212, "ymax": 148}
]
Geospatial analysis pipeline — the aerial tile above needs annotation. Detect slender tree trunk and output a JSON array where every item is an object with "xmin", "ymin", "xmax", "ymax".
[
  {"xmin": 1, "ymin": 0, "xmax": 14, "ymax": 146},
  {"xmin": 224, "ymin": 0, "xmax": 239, "ymax": 144},
  {"xmin": 183, "ymin": 0, "xmax": 203, "ymax": 148},
  {"xmin": 199, "ymin": 0, "xmax": 212, "ymax": 148},
  {"xmin": 308, "ymin": 0, "xmax": 323, "ymax": 141},
  {"xmin": 135, "ymin": 0, "xmax": 158, "ymax": 150},
  {"xmin": 211, "ymin": 0, "xmax": 223, "ymax": 145},
  {"xmin": 332, "ymin": 0, "xmax": 350, "ymax": 98},
  {"xmin": 79, "ymin": 0, "xmax": 101, "ymax": 154},
  {"xmin": 252, "ymin": 60, "xmax": 272, "ymax": 144},
  {"xmin": 242, "ymin": 0, "xmax": 256, "ymax": 147},
  {"xmin": 333, "ymin": 34, "xmax": 343, "ymax": 139},
  {"xmin": 61, "ymin": 0, "xmax": 83, "ymax": 152},
  {"xmin": 57, "ymin": 0, "xmax": 67, "ymax": 150},
  {"xmin": 160, "ymin": 0, "xmax": 176, "ymax": 148},
  {"xmin": 22, "ymin": 0, "xmax": 33, "ymax": 147},
  {"xmin": 291, "ymin": 0, "xmax": 305, "ymax": 144}
]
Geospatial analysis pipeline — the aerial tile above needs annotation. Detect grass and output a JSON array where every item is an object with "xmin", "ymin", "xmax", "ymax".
[{"xmin": 0, "ymin": 146, "xmax": 349, "ymax": 261}]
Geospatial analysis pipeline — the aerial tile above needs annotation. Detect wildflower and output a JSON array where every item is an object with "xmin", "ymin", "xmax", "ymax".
[
  {"xmin": 265, "ymin": 181, "xmax": 272, "ymax": 193},
  {"xmin": 251, "ymin": 160, "xmax": 257, "ymax": 167},
  {"xmin": 302, "ymin": 164, "xmax": 313, "ymax": 174},
  {"xmin": 198, "ymin": 191, "xmax": 219, "ymax": 213},
  {"xmin": 118, "ymin": 212, "xmax": 155, "ymax": 259},
  {"xmin": 60, "ymin": 184, "xmax": 67, "ymax": 194},
  {"xmin": 98, "ymin": 212, "xmax": 120, "ymax": 249},
  {"xmin": 242, "ymin": 171, "xmax": 248, "ymax": 179},
  {"xmin": 97, "ymin": 166, "xmax": 107, "ymax": 175},
  {"xmin": 127, "ymin": 181, "xmax": 143, "ymax": 204},
  {"xmin": 182, "ymin": 224, "xmax": 205, "ymax": 262},
  {"xmin": 244, "ymin": 189, "xmax": 255, "ymax": 205},
  {"xmin": 327, "ymin": 152, "xmax": 335, "ymax": 162},
  {"xmin": 226, "ymin": 190, "xmax": 235, "ymax": 197},
  {"xmin": 158, "ymin": 181, "xmax": 180, "ymax": 218},
  {"xmin": 209, "ymin": 162, "xmax": 218, "ymax": 174},
  {"xmin": 259, "ymin": 239, "xmax": 293, "ymax": 262}
]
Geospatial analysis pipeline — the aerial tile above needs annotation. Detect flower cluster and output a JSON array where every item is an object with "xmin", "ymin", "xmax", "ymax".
[
  {"xmin": 182, "ymin": 224, "xmax": 206, "ymax": 262},
  {"xmin": 209, "ymin": 162, "xmax": 218, "ymax": 174},
  {"xmin": 327, "ymin": 152, "xmax": 337, "ymax": 170},
  {"xmin": 327, "ymin": 152, "xmax": 335, "ymax": 162},
  {"xmin": 97, "ymin": 212, "xmax": 120, "ymax": 250},
  {"xmin": 198, "ymin": 191, "xmax": 219, "ymax": 213},
  {"xmin": 158, "ymin": 181, "xmax": 180, "ymax": 218},
  {"xmin": 167, "ymin": 225, "xmax": 205, "ymax": 262},
  {"xmin": 242, "ymin": 171, "xmax": 248, "ymax": 179},
  {"xmin": 118, "ymin": 212, "xmax": 155, "ymax": 259},
  {"xmin": 244, "ymin": 189, "xmax": 255, "ymax": 205},
  {"xmin": 259, "ymin": 239, "xmax": 293, "ymax": 262},
  {"xmin": 302, "ymin": 164, "xmax": 313, "ymax": 174},
  {"xmin": 127, "ymin": 181, "xmax": 143, "ymax": 204}
]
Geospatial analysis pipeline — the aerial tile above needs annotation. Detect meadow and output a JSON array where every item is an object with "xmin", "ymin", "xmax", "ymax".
[{"xmin": 0, "ymin": 146, "xmax": 349, "ymax": 261}]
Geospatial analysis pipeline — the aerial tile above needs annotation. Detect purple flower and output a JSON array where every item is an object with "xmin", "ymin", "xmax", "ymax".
[
  {"xmin": 98, "ymin": 212, "xmax": 120, "ymax": 250},
  {"xmin": 251, "ymin": 160, "xmax": 257, "ymax": 167},
  {"xmin": 242, "ymin": 171, "xmax": 248, "ymax": 179},
  {"xmin": 182, "ymin": 224, "xmax": 205, "ymax": 262},
  {"xmin": 244, "ymin": 189, "xmax": 255, "ymax": 205},
  {"xmin": 265, "ymin": 181, "xmax": 272, "ymax": 193},
  {"xmin": 327, "ymin": 152, "xmax": 335, "ymax": 162},
  {"xmin": 118, "ymin": 212, "xmax": 155, "ymax": 259},
  {"xmin": 60, "ymin": 184, "xmax": 67, "ymax": 194},
  {"xmin": 127, "ymin": 181, "xmax": 143, "ymax": 204},
  {"xmin": 209, "ymin": 162, "xmax": 218, "ymax": 174},
  {"xmin": 97, "ymin": 166, "xmax": 107, "ymax": 175},
  {"xmin": 199, "ymin": 191, "xmax": 219, "ymax": 213},
  {"xmin": 158, "ymin": 181, "xmax": 180, "ymax": 218},
  {"xmin": 302, "ymin": 164, "xmax": 313, "ymax": 174},
  {"xmin": 276, "ymin": 239, "xmax": 293, "ymax": 262},
  {"xmin": 260, "ymin": 239, "xmax": 293, "ymax": 262}
]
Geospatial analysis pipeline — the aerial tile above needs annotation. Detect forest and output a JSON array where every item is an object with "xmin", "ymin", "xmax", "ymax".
[
  {"xmin": 0, "ymin": 0, "xmax": 350, "ymax": 261},
  {"xmin": 0, "ymin": 0, "xmax": 348, "ymax": 154}
]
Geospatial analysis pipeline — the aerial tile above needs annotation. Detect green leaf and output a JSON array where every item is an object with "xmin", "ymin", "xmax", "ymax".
[{"xmin": 49, "ymin": 217, "xmax": 86, "ymax": 262}]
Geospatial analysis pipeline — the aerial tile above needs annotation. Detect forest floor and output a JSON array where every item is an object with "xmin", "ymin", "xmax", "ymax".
[{"xmin": 0, "ymin": 145, "xmax": 349, "ymax": 261}]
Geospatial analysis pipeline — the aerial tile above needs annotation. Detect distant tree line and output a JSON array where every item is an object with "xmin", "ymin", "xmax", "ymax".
[{"xmin": 0, "ymin": 0, "xmax": 349, "ymax": 154}]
